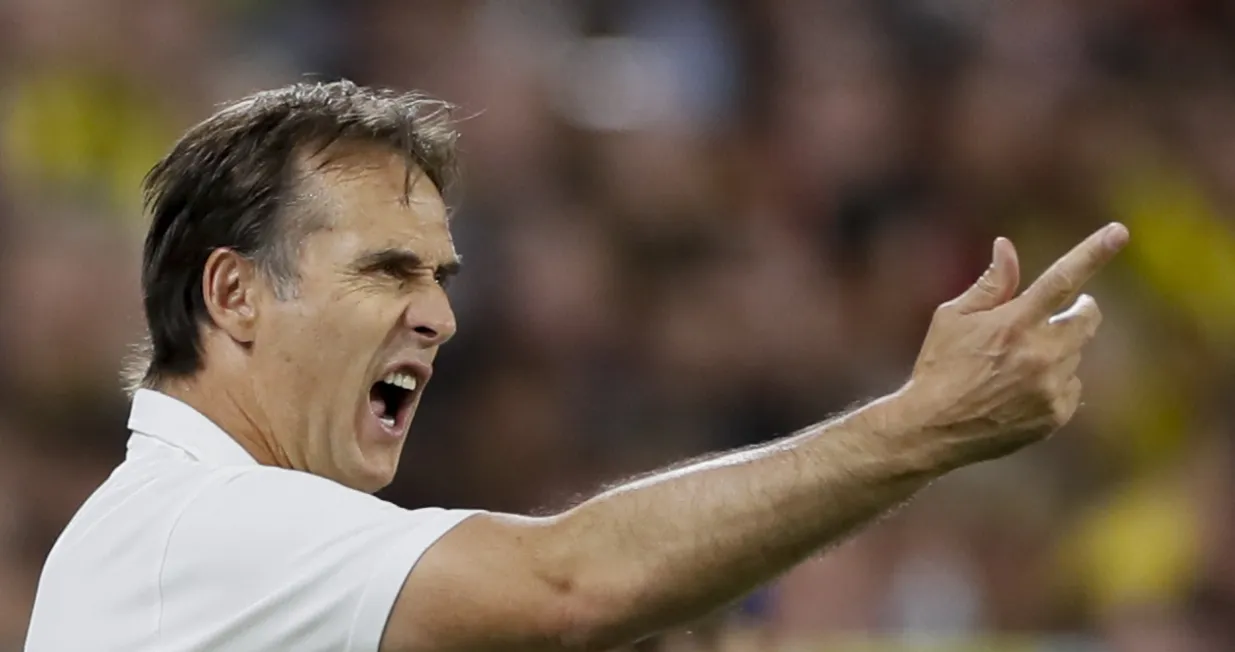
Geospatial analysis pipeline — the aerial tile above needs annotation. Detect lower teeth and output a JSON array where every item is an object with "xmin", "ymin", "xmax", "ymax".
[{"xmin": 380, "ymin": 416, "xmax": 396, "ymax": 428}]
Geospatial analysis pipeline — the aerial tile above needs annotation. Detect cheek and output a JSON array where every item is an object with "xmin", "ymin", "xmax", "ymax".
[
  {"xmin": 260, "ymin": 289, "xmax": 401, "ymax": 374},
  {"xmin": 255, "ymin": 295, "xmax": 349, "ymax": 376},
  {"xmin": 325, "ymin": 285, "xmax": 404, "ymax": 343}
]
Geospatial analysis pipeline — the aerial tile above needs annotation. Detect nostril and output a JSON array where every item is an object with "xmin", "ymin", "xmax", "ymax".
[{"xmin": 413, "ymin": 325, "xmax": 438, "ymax": 338}]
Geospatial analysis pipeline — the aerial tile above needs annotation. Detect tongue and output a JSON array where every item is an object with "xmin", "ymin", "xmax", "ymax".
[{"xmin": 368, "ymin": 386, "xmax": 388, "ymax": 419}]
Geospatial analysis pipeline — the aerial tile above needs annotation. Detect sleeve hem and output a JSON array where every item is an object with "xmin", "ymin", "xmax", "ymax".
[{"xmin": 346, "ymin": 509, "xmax": 484, "ymax": 652}]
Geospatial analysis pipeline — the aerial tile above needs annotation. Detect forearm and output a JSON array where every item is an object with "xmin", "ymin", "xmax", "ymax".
[{"xmin": 542, "ymin": 391, "xmax": 948, "ymax": 648}]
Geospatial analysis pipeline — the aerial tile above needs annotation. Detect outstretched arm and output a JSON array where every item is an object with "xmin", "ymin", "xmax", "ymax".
[{"xmin": 383, "ymin": 224, "xmax": 1130, "ymax": 652}]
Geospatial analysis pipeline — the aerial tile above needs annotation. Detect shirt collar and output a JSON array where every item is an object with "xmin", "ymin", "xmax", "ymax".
[{"xmin": 127, "ymin": 389, "xmax": 259, "ymax": 467}]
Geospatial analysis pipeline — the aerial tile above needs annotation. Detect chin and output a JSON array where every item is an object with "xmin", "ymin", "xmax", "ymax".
[
  {"xmin": 349, "ymin": 404, "xmax": 410, "ymax": 493},
  {"xmin": 346, "ymin": 455, "xmax": 401, "ymax": 494}
]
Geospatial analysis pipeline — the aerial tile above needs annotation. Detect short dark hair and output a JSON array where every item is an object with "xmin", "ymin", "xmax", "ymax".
[{"xmin": 124, "ymin": 80, "xmax": 460, "ymax": 394}]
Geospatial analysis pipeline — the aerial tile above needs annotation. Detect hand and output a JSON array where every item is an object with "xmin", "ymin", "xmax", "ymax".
[{"xmin": 897, "ymin": 223, "xmax": 1130, "ymax": 469}]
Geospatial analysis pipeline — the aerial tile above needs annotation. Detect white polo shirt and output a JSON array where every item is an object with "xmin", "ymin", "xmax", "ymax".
[{"xmin": 24, "ymin": 389, "xmax": 479, "ymax": 652}]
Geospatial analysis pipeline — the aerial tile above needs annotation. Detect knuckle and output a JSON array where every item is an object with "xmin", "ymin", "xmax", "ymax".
[
  {"xmin": 995, "ymin": 321, "xmax": 1023, "ymax": 346},
  {"xmin": 1050, "ymin": 398, "xmax": 1076, "ymax": 428},
  {"xmin": 1047, "ymin": 269, "xmax": 1075, "ymax": 296},
  {"xmin": 1044, "ymin": 378, "xmax": 1083, "ymax": 427},
  {"xmin": 974, "ymin": 274, "xmax": 1000, "ymax": 296},
  {"xmin": 1036, "ymin": 374, "xmax": 1062, "ymax": 400},
  {"xmin": 1056, "ymin": 329, "xmax": 1085, "ymax": 353},
  {"xmin": 1018, "ymin": 349, "xmax": 1053, "ymax": 375},
  {"xmin": 1029, "ymin": 371, "xmax": 1066, "ymax": 406}
]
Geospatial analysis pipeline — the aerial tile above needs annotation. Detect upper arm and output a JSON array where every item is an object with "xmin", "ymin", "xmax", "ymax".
[
  {"xmin": 380, "ymin": 512, "xmax": 602, "ymax": 652},
  {"xmin": 161, "ymin": 468, "xmax": 481, "ymax": 652}
]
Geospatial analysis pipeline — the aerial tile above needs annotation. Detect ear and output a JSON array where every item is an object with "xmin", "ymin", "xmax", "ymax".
[{"xmin": 202, "ymin": 248, "xmax": 261, "ymax": 344}]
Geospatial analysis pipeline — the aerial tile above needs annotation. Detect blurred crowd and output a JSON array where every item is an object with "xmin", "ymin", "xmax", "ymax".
[{"xmin": 2, "ymin": 0, "xmax": 1235, "ymax": 650}]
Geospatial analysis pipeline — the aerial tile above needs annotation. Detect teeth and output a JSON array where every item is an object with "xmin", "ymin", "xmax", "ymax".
[
  {"xmin": 382, "ymin": 371, "xmax": 418, "ymax": 392},
  {"xmin": 379, "ymin": 415, "xmax": 396, "ymax": 428}
]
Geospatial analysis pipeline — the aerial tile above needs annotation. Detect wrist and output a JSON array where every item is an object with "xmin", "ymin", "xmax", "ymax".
[{"xmin": 862, "ymin": 384, "xmax": 972, "ymax": 475}]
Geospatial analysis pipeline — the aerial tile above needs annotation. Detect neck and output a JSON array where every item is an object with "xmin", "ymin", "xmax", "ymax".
[{"xmin": 156, "ymin": 372, "xmax": 289, "ymax": 469}]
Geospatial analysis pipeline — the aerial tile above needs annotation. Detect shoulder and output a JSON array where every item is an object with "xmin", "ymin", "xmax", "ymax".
[
  {"xmin": 199, "ymin": 464, "xmax": 403, "ymax": 516},
  {"xmin": 172, "ymin": 465, "xmax": 419, "ymax": 549},
  {"xmin": 155, "ymin": 466, "xmax": 480, "ymax": 650},
  {"xmin": 165, "ymin": 464, "xmax": 478, "ymax": 572}
]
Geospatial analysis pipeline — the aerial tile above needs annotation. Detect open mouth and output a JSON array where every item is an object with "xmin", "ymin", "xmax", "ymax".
[{"xmin": 367, "ymin": 367, "xmax": 425, "ymax": 436}]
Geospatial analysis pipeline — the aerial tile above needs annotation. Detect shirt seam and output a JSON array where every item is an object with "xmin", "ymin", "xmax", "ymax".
[{"xmin": 154, "ymin": 465, "xmax": 264, "ymax": 640}]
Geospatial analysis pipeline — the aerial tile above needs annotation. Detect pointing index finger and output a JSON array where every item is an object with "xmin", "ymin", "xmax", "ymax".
[{"xmin": 1017, "ymin": 223, "xmax": 1129, "ymax": 321}]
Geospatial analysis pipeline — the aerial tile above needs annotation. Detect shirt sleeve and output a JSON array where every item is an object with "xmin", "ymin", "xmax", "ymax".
[{"xmin": 157, "ymin": 466, "xmax": 480, "ymax": 652}]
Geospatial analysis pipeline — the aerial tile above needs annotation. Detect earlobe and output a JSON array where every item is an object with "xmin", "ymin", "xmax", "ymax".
[{"xmin": 202, "ymin": 249, "xmax": 259, "ymax": 343}]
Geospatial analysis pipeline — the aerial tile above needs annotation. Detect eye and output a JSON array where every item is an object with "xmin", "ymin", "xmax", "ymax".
[
  {"xmin": 379, "ymin": 261, "xmax": 416, "ymax": 282},
  {"xmin": 377, "ymin": 261, "xmax": 450, "ymax": 290}
]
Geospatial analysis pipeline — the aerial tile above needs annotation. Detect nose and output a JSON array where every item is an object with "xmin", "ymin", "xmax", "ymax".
[{"xmin": 405, "ymin": 292, "xmax": 457, "ymax": 348}]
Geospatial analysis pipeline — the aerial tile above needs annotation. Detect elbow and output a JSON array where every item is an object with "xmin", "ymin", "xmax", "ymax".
[
  {"xmin": 540, "ymin": 565, "xmax": 651, "ymax": 651},
  {"xmin": 555, "ymin": 595, "xmax": 644, "ymax": 651},
  {"xmin": 527, "ymin": 515, "xmax": 665, "ymax": 651}
]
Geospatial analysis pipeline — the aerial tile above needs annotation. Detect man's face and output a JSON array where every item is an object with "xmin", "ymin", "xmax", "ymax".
[{"xmin": 249, "ymin": 147, "xmax": 458, "ymax": 492}]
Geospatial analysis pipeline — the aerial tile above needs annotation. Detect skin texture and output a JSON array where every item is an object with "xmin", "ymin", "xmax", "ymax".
[
  {"xmin": 386, "ymin": 225, "xmax": 1128, "ymax": 652},
  {"xmin": 163, "ymin": 144, "xmax": 459, "ymax": 493},
  {"xmin": 162, "ymin": 142, "xmax": 1129, "ymax": 651}
]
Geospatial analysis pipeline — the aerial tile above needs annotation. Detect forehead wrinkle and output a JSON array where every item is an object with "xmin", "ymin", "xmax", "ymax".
[
  {"xmin": 289, "ymin": 158, "xmax": 395, "ymax": 230},
  {"xmin": 295, "ymin": 145, "xmax": 442, "ymax": 217},
  {"xmin": 302, "ymin": 139, "xmax": 418, "ymax": 194},
  {"xmin": 290, "ymin": 152, "xmax": 455, "ymax": 266}
]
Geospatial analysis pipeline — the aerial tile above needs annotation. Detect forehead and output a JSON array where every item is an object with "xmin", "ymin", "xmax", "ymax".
[{"xmin": 296, "ymin": 144, "xmax": 453, "ymax": 260}]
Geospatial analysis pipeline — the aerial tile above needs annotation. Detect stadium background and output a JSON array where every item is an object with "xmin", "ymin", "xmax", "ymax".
[{"xmin": 1, "ymin": 0, "xmax": 1234, "ymax": 650}]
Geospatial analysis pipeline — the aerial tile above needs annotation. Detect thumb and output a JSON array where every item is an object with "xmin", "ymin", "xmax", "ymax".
[{"xmin": 949, "ymin": 237, "xmax": 1021, "ymax": 314}]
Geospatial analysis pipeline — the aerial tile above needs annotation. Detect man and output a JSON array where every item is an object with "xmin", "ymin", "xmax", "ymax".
[{"xmin": 25, "ymin": 81, "xmax": 1128, "ymax": 651}]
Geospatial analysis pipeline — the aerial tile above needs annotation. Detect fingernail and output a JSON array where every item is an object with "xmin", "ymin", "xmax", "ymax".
[{"xmin": 1104, "ymin": 223, "xmax": 1130, "ymax": 248}]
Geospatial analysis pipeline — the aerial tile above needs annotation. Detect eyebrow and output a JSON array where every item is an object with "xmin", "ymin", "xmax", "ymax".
[{"xmin": 351, "ymin": 247, "xmax": 462, "ymax": 280}]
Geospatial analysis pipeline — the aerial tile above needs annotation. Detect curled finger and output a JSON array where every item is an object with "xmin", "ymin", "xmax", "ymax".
[
  {"xmin": 1049, "ymin": 294, "xmax": 1103, "ymax": 341},
  {"xmin": 1056, "ymin": 352, "xmax": 1083, "ymax": 380},
  {"xmin": 1050, "ymin": 376, "xmax": 1085, "ymax": 429}
]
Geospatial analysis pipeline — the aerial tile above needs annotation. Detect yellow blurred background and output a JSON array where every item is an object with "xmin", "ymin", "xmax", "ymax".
[{"xmin": 1, "ymin": 1, "xmax": 1234, "ymax": 650}]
